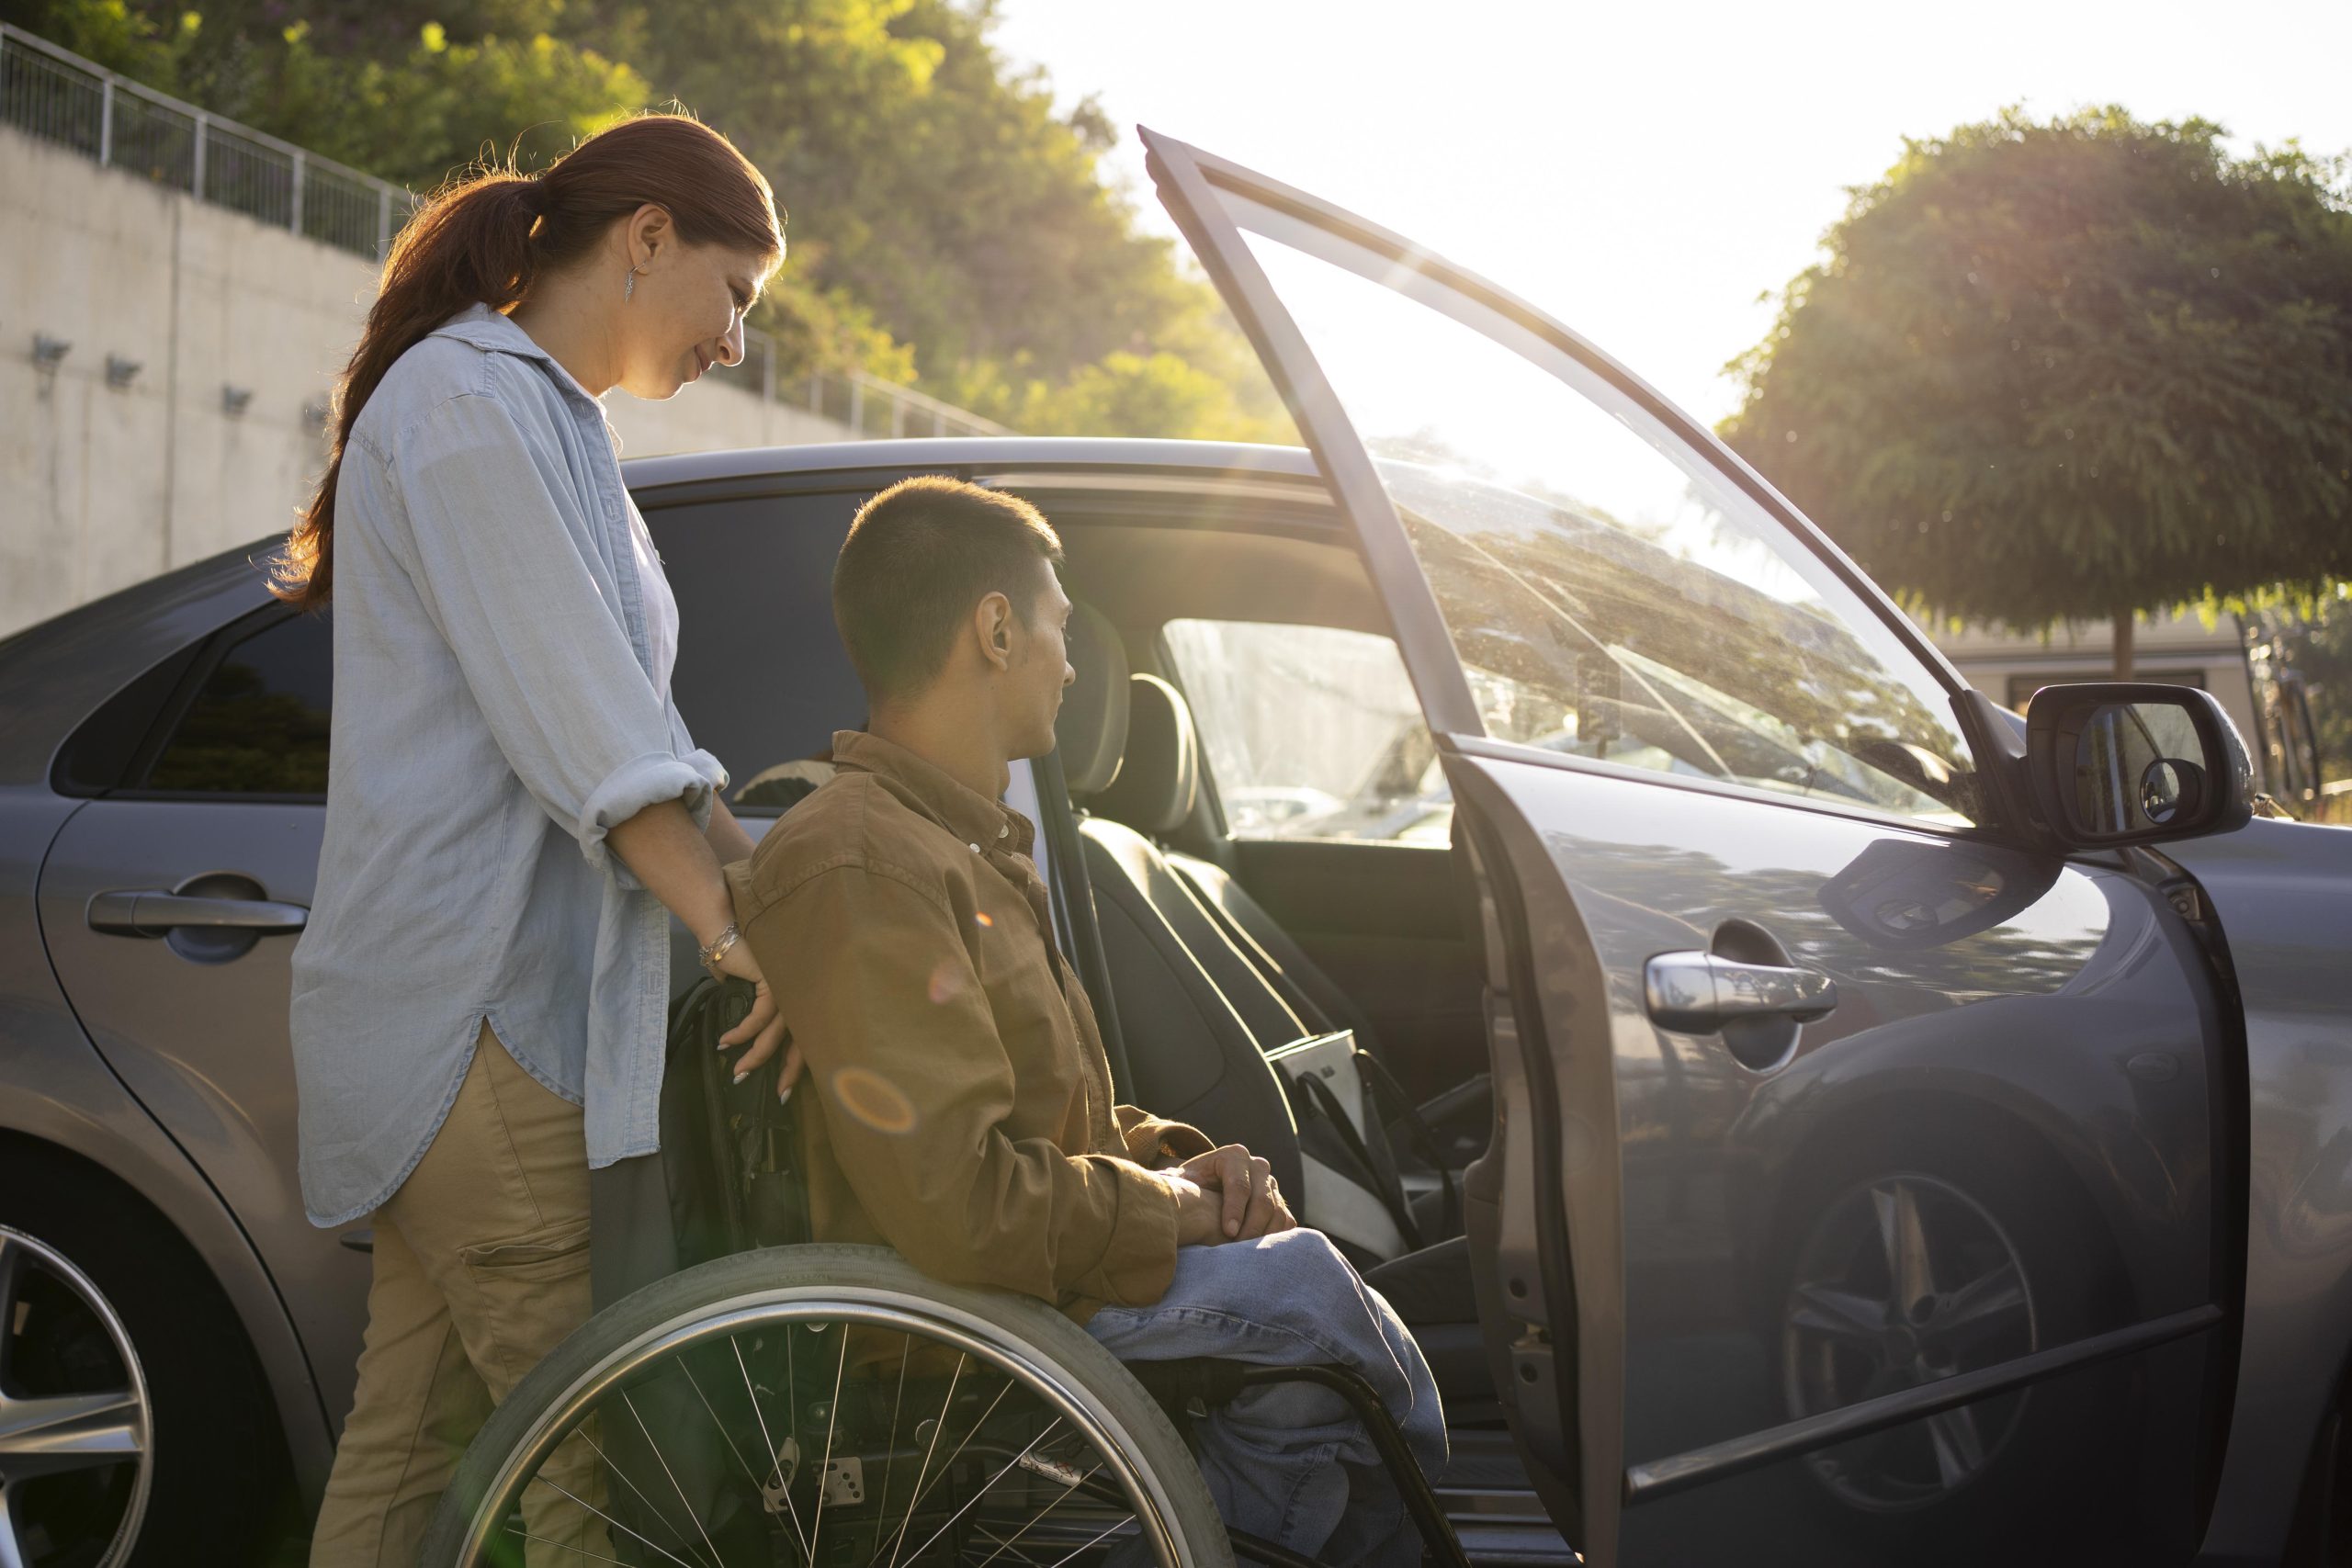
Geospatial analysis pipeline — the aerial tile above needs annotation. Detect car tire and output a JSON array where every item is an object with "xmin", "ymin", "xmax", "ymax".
[
  {"xmin": 1766, "ymin": 1115, "xmax": 2143, "ymax": 1563},
  {"xmin": 0, "ymin": 1160, "xmax": 292, "ymax": 1568}
]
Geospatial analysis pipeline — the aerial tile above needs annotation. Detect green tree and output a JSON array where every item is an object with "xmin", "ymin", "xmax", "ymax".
[
  {"xmin": 5, "ymin": 0, "xmax": 646, "ymax": 185},
  {"xmin": 1723, "ymin": 108, "xmax": 2352, "ymax": 676}
]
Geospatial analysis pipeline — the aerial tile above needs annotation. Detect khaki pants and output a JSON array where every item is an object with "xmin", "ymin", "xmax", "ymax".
[{"xmin": 310, "ymin": 1025, "xmax": 605, "ymax": 1566}]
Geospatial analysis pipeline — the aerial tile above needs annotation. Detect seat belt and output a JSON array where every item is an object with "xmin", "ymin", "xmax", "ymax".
[{"xmin": 1176, "ymin": 860, "xmax": 1341, "ymax": 1038}]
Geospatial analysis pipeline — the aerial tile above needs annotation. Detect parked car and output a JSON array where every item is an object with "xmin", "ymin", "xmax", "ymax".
[{"xmin": 5, "ymin": 133, "xmax": 2351, "ymax": 1567}]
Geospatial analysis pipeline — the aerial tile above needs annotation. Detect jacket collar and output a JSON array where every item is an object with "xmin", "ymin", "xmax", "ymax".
[{"xmin": 831, "ymin": 730, "xmax": 1035, "ymax": 856}]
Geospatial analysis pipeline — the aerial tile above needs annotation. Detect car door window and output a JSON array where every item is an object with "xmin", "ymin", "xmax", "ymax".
[
  {"xmin": 643, "ymin": 491, "xmax": 869, "ymax": 812},
  {"xmin": 1232, "ymin": 223, "xmax": 1981, "ymax": 825},
  {"xmin": 142, "ymin": 612, "xmax": 332, "ymax": 795},
  {"xmin": 1162, "ymin": 618, "xmax": 1451, "ymax": 843}
]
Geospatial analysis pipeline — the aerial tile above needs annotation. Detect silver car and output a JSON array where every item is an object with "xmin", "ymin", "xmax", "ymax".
[{"xmin": 5, "ymin": 136, "xmax": 2350, "ymax": 1567}]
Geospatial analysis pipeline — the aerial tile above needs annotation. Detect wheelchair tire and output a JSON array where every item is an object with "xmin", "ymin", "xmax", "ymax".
[{"xmin": 421, "ymin": 1243, "xmax": 1232, "ymax": 1567}]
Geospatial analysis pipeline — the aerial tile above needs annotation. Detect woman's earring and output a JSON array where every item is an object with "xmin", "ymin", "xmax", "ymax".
[{"xmin": 623, "ymin": 267, "xmax": 636, "ymax": 304}]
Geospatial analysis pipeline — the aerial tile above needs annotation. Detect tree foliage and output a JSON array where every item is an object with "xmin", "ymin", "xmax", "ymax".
[
  {"xmin": 6, "ymin": 0, "xmax": 1291, "ymax": 437},
  {"xmin": 1723, "ymin": 108, "xmax": 2352, "ymax": 672}
]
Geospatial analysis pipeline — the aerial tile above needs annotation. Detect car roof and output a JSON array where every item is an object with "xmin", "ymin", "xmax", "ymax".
[{"xmin": 621, "ymin": 436, "xmax": 1318, "ymax": 493}]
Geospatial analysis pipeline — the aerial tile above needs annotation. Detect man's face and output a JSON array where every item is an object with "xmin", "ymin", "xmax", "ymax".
[{"xmin": 1007, "ymin": 558, "xmax": 1076, "ymax": 760}]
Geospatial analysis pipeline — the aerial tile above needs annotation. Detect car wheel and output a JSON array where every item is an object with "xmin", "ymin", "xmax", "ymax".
[
  {"xmin": 0, "ymin": 1172, "xmax": 290, "ymax": 1567},
  {"xmin": 1770, "ymin": 1119, "xmax": 2139, "ymax": 1560}
]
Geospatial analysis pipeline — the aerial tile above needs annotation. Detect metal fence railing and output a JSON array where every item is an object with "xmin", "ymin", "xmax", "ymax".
[
  {"xmin": 1, "ymin": 20, "xmax": 417, "ymax": 258},
  {"xmin": 1, "ymin": 20, "xmax": 1008, "ymax": 437},
  {"xmin": 737, "ymin": 327, "xmax": 1006, "ymax": 438}
]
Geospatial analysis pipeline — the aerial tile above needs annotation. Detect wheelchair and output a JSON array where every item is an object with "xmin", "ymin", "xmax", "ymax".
[{"xmin": 419, "ymin": 979, "xmax": 1471, "ymax": 1568}]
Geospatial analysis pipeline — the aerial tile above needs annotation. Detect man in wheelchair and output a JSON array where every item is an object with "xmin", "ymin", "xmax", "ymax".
[{"xmin": 719, "ymin": 477, "xmax": 1444, "ymax": 1565}]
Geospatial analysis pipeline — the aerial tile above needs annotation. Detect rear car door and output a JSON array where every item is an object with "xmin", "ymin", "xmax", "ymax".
[
  {"xmin": 1146, "ymin": 132, "xmax": 2234, "ymax": 1566},
  {"xmin": 36, "ymin": 603, "xmax": 370, "ymax": 1424}
]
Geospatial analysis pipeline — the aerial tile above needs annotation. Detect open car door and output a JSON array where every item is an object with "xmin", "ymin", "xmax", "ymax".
[{"xmin": 1145, "ymin": 131, "xmax": 2233, "ymax": 1566}]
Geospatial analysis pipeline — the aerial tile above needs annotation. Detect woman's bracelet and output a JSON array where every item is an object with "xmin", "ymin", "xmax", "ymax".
[{"xmin": 697, "ymin": 921, "xmax": 741, "ymax": 975}]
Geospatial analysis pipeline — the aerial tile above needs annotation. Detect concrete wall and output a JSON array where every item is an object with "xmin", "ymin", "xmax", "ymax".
[{"xmin": 1, "ymin": 125, "xmax": 849, "ymax": 639}]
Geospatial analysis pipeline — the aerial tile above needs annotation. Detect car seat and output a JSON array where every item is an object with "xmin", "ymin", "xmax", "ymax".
[{"xmin": 1057, "ymin": 606, "xmax": 1490, "ymax": 1404}]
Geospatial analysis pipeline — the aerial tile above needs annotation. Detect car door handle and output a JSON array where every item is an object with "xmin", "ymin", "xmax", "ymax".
[
  {"xmin": 87, "ymin": 890, "xmax": 310, "ymax": 936},
  {"xmin": 1644, "ymin": 951, "xmax": 1837, "ymax": 1032}
]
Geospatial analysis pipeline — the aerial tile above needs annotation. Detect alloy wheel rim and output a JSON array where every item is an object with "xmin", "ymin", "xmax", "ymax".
[
  {"xmin": 458, "ymin": 1283, "xmax": 1188, "ymax": 1567},
  {"xmin": 1781, "ymin": 1174, "xmax": 2036, "ymax": 1511},
  {"xmin": 0, "ymin": 1226, "xmax": 153, "ymax": 1568}
]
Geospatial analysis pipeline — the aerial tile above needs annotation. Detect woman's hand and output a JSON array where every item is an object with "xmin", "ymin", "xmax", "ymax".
[{"xmin": 711, "ymin": 940, "xmax": 802, "ymax": 1099}]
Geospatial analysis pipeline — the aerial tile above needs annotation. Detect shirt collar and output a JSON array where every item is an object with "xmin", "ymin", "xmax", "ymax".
[
  {"xmin": 426, "ymin": 303, "xmax": 603, "ymax": 411},
  {"xmin": 831, "ymin": 730, "xmax": 1034, "ymax": 856}
]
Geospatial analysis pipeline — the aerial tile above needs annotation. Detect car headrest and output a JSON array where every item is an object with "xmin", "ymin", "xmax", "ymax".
[
  {"xmin": 1055, "ymin": 601, "xmax": 1128, "ymax": 796},
  {"xmin": 1091, "ymin": 673, "xmax": 1200, "ymax": 835}
]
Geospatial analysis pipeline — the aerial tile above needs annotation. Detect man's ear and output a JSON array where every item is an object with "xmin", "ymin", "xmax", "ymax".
[{"xmin": 975, "ymin": 591, "xmax": 1015, "ymax": 671}]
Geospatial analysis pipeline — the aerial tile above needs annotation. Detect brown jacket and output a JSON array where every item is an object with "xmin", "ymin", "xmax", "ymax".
[{"xmin": 729, "ymin": 731, "xmax": 1213, "ymax": 1319}]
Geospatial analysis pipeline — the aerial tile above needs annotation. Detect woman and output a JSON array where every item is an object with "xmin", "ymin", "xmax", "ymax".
[{"xmin": 277, "ymin": 113, "xmax": 788, "ymax": 1564}]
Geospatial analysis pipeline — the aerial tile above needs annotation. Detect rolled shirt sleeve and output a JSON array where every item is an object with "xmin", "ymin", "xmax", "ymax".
[
  {"xmin": 381, "ymin": 390, "xmax": 724, "ymax": 882},
  {"xmin": 744, "ymin": 860, "xmax": 1183, "ymax": 1308}
]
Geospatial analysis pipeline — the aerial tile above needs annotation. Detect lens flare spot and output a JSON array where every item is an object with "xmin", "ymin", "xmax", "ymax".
[
  {"xmin": 927, "ymin": 961, "xmax": 964, "ymax": 1004},
  {"xmin": 830, "ymin": 1066, "xmax": 918, "ymax": 1134},
  {"xmin": 974, "ymin": 910, "xmax": 994, "ymax": 928}
]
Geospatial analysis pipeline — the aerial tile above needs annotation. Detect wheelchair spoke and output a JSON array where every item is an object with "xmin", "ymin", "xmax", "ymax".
[
  {"xmin": 503, "ymin": 1523, "xmax": 637, "ymax": 1565},
  {"xmin": 883, "ymin": 1352, "xmax": 966, "ymax": 1568},
  {"xmin": 871, "ymin": 1331, "xmax": 912, "ymax": 1547},
  {"xmin": 899, "ymin": 1418, "xmax": 1065, "ymax": 1564},
  {"xmin": 1045, "ymin": 1513, "xmax": 1136, "ymax": 1568},
  {"xmin": 893, "ymin": 1375, "xmax": 1020, "ymax": 1540},
  {"xmin": 967, "ymin": 1450, "xmax": 1101, "ymax": 1568},
  {"xmin": 732, "ymin": 1334, "xmax": 812, "ymax": 1559},
  {"xmin": 673, "ymin": 1352, "xmax": 792, "ymax": 1538},
  {"xmin": 803, "ymin": 1324, "xmax": 852, "ymax": 1563},
  {"xmin": 526, "ymin": 1472, "xmax": 705, "ymax": 1568},
  {"xmin": 571, "ymin": 1419, "xmax": 719, "ymax": 1568},
  {"xmin": 623, "ymin": 1387, "xmax": 728, "ymax": 1568}
]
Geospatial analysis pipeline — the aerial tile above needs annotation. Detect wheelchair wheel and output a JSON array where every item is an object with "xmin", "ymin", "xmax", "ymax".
[{"xmin": 421, "ymin": 1244, "xmax": 1231, "ymax": 1567}]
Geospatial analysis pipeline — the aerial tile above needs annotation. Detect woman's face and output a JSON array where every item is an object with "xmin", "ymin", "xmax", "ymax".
[{"xmin": 615, "ymin": 209, "xmax": 776, "ymax": 400}]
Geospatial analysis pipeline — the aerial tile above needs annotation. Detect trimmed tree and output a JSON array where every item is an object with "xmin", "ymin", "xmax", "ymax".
[{"xmin": 1723, "ymin": 107, "xmax": 2352, "ymax": 677}]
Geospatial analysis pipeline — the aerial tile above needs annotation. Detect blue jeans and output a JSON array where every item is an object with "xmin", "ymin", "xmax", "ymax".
[{"xmin": 1085, "ymin": 1228, "xmax": 1446, "ymax": 1567}]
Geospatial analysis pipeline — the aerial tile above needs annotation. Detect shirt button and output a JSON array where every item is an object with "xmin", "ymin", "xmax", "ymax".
[{"xmin": 968, "ymin": 842, "xmax": 981, "ymax": 853}]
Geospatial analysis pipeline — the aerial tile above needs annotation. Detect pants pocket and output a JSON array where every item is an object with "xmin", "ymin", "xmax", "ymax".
[
  {"xmin": 455, "ymin": 1219, "xmax": 594, "ymax": 1396},
  {"xmin": 459, "ymin": 1220, "xmax": 592, "ymax": 1286}
]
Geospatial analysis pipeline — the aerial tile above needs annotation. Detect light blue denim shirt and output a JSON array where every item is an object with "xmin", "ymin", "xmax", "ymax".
[{"xmin": 290, "ymin": 303, "xmax": 725, "ymax": 1228}]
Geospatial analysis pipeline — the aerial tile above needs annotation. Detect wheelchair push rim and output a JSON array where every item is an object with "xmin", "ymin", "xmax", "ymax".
[{"xmin": 447, "ymin": 1280, "xmax": 1196, "ymax": 1567}]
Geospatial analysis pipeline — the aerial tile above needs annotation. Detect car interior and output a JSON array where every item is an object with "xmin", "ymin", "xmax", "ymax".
[{"xmin": 644, "ymin": 469, "xmax": 1536, "ymax": 1501}]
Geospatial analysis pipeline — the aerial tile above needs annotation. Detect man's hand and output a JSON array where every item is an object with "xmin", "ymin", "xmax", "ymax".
[
  {"xmin": 1168, "ymin": 1144, "xmax": 1295, "ymax": 1242},
  {"xmin": 713, "ymin": 943, "xmax": 804, "ymax": 1099}
]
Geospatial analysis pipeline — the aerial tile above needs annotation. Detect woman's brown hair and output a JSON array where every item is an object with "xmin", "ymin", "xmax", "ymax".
[{"xmin": 273, "ymin": 113, "xmax": 782, "ymax": 610}]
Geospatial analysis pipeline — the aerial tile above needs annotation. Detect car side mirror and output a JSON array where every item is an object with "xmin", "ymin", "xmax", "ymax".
[{"xmin": 2023, "ymin": 683, "xmax": 2253, "ymax": 849}]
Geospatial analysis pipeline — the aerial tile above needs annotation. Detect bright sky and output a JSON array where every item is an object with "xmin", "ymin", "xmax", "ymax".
[{"xmin": 989, "ymin": 0, "xmax": 2352, "ymax": 431}]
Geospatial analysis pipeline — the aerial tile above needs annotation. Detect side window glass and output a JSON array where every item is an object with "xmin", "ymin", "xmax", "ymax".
[
  {"xmin": 1238, "ymin": 224, "xmax": 1983, "ymax": 826},
  {"xmin": 646, "ymin": 493, "xmax": 867, "ymax": 813},
  {"xmin": 1162, "ymin": 618, "xmax": 1451, "ymax": 844},
  {"xmin": 144, "ymin": 613, "xmax": 333, "ymax": 795}
]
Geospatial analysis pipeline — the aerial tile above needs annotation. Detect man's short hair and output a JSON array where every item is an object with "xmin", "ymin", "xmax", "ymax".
[{"xmin": 833, "ymin": 476, "xmax": 1065, "ymax": 704}]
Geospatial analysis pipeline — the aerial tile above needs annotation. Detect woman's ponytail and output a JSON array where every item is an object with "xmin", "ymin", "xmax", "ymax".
[{"xmin": 273, "ymin": 115, "xmax": 781, "ymax": 611}]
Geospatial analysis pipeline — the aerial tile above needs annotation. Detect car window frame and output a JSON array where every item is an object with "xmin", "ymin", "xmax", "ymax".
[
  {"xmin": 1141, "ymin": 129, "xmax": 2010, "ymax": 844},
  {"xmin": 97, "ymin": 601, "xmax": 332, "ymax": 806}
]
